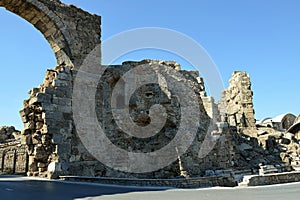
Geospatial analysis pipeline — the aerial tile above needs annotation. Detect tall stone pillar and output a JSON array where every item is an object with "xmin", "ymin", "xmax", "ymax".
[{"xmin": 219, "ymin": 71, "xmax": 256, "ymax": 127}]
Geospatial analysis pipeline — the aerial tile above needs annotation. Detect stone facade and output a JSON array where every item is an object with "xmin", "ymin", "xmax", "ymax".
[
  {"xmin": 68, "ymin": 60, "xmax": 235, "ymax": 179},
  {"xmin": 12, "ymin": 58, "xmax": 235, "ymax": 179},
  {"xmin": 0, "ymin": 140, "xmax": 28, "ymax": 174},
  {"xmin": 0, "ymin": 127, "xmax": 27, "ymax": 175},
  {"xmin": 16, "ymin": 57, "xmax": 299, "ymax": 179}
]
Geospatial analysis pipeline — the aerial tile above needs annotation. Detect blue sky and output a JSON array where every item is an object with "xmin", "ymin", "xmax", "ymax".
[{"xmin": 0, "ymin": 0, "xmax": 299, "ymax": 129}]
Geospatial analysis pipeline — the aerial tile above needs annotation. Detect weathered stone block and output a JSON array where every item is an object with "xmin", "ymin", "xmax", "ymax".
[{"xmin": 42, "ymin": 112, "xmax": 63, "ymax": 120}]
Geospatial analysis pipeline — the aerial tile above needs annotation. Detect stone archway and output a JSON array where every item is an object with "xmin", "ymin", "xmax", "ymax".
[
  {"xmin": 0, "ymin": 0, "xmax": 101, "ymax": 68},
  {"xmin": 0, "ymin": 0, "xmax": 101, "ymax": 178},
  {"xmin": 0, "ymin": 0, "xmax": 220, "ymax": 181}
]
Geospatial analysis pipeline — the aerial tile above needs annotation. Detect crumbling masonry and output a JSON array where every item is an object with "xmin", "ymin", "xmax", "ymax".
[
  {"xmin": 219, "ymin": 71, "xmax": 256, "ymax": 128},
  {"xmin": 0, "ymin": 0, "xmax": 299, "ymax": 184}
]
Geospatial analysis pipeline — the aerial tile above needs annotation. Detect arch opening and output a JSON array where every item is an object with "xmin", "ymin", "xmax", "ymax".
[
  {"xmin": 0, "ymin": 0, "xmax": 101, "ymax": 177},
  {"xmin": 0, "ymin": 8, "xmax": 56, "ymax": 130},
  {"xmin": 0, "ymin": 0, "xmax": 73, "ymax": 67}
]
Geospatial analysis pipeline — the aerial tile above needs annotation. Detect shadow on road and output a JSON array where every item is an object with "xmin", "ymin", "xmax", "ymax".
[{"xmin": 0, "ymin": 175, "xmax": 167, "ymax": 200}]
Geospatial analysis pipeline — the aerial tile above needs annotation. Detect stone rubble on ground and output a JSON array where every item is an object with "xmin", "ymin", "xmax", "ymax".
[{"xmin": 0, "ymin": 126, "xmax": 20, "ymax": 143}]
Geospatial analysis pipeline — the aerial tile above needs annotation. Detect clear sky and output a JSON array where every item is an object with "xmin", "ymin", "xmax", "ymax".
[{"xmin": 0, "ymin": 0, "xmax": 299, "ymax": 130}]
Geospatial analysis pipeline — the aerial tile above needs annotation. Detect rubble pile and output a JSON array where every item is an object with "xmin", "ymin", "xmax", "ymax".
[
  {"xmin": 0, "ymin": 126, "xmax": 20, "ymax": 143},
  {"xmin": 230, "ymin": 127, "xmax": 299, "ymax": 172}
]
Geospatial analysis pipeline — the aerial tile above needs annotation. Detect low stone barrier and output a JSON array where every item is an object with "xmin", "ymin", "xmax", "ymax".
[
  {"xmin": 59, "ymin": 176, "xmax": 237, "ymax": 188},
  {"xmin": 246, "ymin": 171, "xmax": 300, "ymax": 186}
]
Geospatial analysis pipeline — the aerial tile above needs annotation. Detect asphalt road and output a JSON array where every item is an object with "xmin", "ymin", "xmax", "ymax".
[{"xmin": 1, "ymin": 175, "xmax": 300, "ymax": 200}]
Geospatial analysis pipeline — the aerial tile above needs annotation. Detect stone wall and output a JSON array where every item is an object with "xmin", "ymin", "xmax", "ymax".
[
  {"xmin": 219, "ymin": 71, "xmax": 256, "ymax": 127},
  {"xmin": 0, "ymin": 141, "xmax": 28, "ymax": 174},
  {"xmin": 14, "ymin": 59, "xmax": 238, "ymax": 179},
  {"xmin": 19, "ymin": 64, "xmax": 73, "ymax": 178},
  {"xmin": 68, "ymin": 60, "xmax": 236, "ymax": 179},
  {"xmin": 198, "ymin": 76, "xmax": 220, "ymax": 123}
]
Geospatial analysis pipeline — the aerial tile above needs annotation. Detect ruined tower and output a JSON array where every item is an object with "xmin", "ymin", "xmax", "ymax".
[{"xmin": 219, "ymin": 71, "xmax": 256, "ymax": 127}]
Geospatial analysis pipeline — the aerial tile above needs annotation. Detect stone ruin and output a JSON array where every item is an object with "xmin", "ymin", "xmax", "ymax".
[
  {"xmin": 219, "ymin": 71, "xmax": 256, "ymax": 128},
  {"xmin": 289, "ymin": 115, "xmax": 300, "ymax": 140},
  {"xmin": 257, "ymin": 113, "xmax": 296, "ymax": 131},
  {"xmin": 0, "ymin": 126, "xmax": 27, "ymax": 175},
  {"xmin": 17, "ymin": 60, "xmax": 237, "ymax": 178},
  {"xmin": 0, "ymin": 126, "xmax": 20, "ymax": 143},
  {"xmin": 0, "ymin": 0, "xmax": 300, "ymax": 183}
]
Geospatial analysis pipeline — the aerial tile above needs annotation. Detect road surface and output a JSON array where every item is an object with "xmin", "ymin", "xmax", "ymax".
[{"xmin": 0, "ymin": 175, "xmax": 299, "ymax": 200}]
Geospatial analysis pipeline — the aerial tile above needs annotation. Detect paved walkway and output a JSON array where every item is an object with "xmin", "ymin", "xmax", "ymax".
[{"xmin": 95, "ymin": 183, "xmax": 300, "ymax": 200}]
